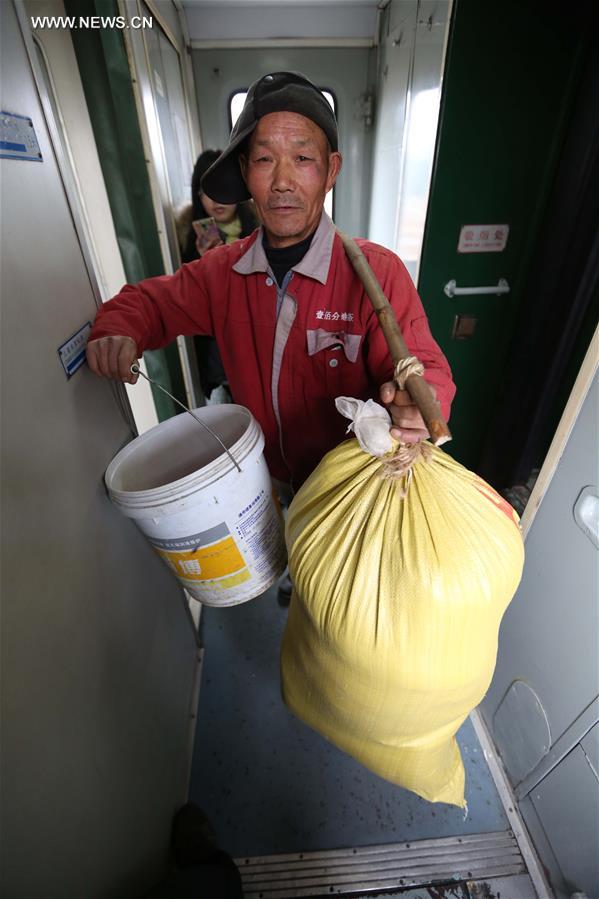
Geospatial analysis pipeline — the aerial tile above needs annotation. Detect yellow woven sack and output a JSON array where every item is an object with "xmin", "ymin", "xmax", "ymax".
[{"xmin": 281, "ymin": 436, "xmax": 524, "ymax": 807}]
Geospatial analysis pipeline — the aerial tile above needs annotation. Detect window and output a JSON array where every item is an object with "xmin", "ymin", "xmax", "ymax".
[
  {"xmin": 229, "ymin": 89, "xmax": 336, "ymax": 219},
  {"xmin": 394, "ymin": 87, "xmax": 442, "ymax": 284},
  {"xmin": 142, "ymin": 6, "xmax": 193, "ymax": 210}
]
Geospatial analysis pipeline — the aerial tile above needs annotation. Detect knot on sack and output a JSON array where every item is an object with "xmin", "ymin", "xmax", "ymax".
[
  {"xmin": 394, "ymin": 356, "xmax": 424, "ymax": 390},
  {"xmin": 380, "ymin": 440, "xmax": 433, "ymax": 496}
]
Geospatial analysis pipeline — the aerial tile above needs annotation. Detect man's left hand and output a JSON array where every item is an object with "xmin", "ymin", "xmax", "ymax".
[{"xmin": 379, "ymin": 381, "xmax": 435, "ymax": 444}]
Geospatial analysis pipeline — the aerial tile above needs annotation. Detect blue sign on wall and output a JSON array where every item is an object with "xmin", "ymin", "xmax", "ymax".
[
  {"xmin": 1, "ymin": 110, "xmax": 42, "ymax": 161},
  {"xmin": 58, "ymin": 323, "xmax": 92, "ymax": 379}
]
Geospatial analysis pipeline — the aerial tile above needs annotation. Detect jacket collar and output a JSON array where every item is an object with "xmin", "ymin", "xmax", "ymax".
[{"xmin": 232, "ymin": 212, "xmax": 335, "ymax": 285}]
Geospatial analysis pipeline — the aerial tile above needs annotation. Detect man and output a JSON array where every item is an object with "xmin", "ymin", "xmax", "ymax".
[{"xmin": 87, "ymin": 71, "xmax": 455, "ymax": 491}]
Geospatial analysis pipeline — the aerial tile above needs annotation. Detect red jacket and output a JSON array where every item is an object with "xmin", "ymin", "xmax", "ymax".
[{"xmin": 90, "ymin": 214, "xmax": 455, "ymax": 487}]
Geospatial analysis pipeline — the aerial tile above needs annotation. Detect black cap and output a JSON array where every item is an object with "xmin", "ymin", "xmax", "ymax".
[{"xmin": 200, "ymin": 71, "xmax": 339, "ymax": 204}]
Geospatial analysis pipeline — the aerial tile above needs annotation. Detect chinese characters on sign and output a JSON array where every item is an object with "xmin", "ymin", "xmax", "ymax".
[
  {"xmin": 58, "ymin": 322, "xmax": 92, "ymax": 378},
  {"xmin": 315, "ymin": 311, "xmax": 354, "ymax": 321},
  {"xmin": 179, "ymin": 559, "xmax": 202, "ymax": 576},
  {"xmin": 457, "ymin": 224, "xmax": 509, "ymax": 253},
  {"xmin": 0, "ymin": 110, "xmax": 42, "ymax": 161}
]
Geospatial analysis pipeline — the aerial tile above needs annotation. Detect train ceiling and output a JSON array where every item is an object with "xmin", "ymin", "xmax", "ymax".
[{"xmin": 180, "ymin": 1, "xmax": 382, "ymax": 44}]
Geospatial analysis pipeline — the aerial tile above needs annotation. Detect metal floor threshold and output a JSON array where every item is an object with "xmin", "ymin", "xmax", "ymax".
[{"xmin": 235, "ymin": 829, "xmax": 528, "ymax": 898}]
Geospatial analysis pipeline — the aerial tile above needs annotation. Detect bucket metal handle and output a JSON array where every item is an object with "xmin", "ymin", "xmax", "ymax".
[{"xmin": 130, "ymin": 364, "xmax": 242, "ymax": 473}]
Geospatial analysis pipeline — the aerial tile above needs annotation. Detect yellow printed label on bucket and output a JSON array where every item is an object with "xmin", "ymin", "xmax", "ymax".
[
  {"xmin": 157, "ymin": 536, "xmax": 246, "ymax": 582},
  {"xmin": 212, "ymin": 569, "xmax": 252, "ymax": 590}
]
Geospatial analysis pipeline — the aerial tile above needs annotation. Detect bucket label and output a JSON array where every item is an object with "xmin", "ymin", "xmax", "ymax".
[
  {"xmin": 235, "ymin": 489, "xmax": 286, "ymax": 576},
  {"xmin": 234, "ymin": 488, "xmax": 286, "ymax": 573},
  {"xmin": 152, "ymin": 523, "xmax": 248, "ymax": 583},
  {"xmin": 150, "ymin": 522, "xmax": 229, "ymax": 552},
  {"xmin": 146, "ymin": 486, "xmax": 285, "ymax": 604}
]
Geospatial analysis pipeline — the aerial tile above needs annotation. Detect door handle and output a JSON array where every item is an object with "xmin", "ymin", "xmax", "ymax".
[{"xmin": 444, "ymin": 278, "xmax": 510, "ymax": 298}]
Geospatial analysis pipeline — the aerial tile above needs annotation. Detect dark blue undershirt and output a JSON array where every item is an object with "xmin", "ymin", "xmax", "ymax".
[{"xmin": 262, "ymin": 229, "xmax": 316, "ymax": 287}]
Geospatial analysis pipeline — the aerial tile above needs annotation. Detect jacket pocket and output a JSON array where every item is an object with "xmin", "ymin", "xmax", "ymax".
[
  {"xmin": 306, "ymin": 328, "xmax": 362, "ymax": 362},
  {"xmin": 306, "ymin": 328, "xmax": 363, "ymax": 395}
]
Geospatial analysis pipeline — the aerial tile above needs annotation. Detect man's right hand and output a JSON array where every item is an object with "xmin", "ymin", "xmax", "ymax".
[{"xmin": 86, "ymin": 336, "xmax": 139, "ymax": 384}]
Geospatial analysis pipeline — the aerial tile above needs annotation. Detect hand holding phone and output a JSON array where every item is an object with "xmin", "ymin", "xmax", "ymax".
[{"xmin": 192, "ymin": 217, "xmax": 223, "ymax": 256}]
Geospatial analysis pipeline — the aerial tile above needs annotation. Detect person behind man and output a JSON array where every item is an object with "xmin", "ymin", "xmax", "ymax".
[
  {"xmin": 179, "ymin": 149, "xmax": 258, "ymax": 263},
  {"xmin": 177, "ymin": 149, "xmax": 259, "ymax": 401},
  {"xmin": 86, "ymin": 71, "xmax": 456, "ymax": 492}
]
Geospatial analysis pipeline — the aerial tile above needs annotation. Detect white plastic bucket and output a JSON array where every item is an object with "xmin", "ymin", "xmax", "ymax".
[{"xmin": 105, "ymin": 405, "xmax": 287, "ymax": 606}]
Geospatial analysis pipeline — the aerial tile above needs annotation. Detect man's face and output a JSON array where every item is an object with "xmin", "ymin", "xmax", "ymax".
[{"xmin": 240, "ymin": 111, "xmax": 342, "ymax": 248}]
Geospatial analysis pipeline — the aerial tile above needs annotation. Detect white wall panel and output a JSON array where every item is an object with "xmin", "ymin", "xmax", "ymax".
[
  {"xmin": 1, "ymin": 5, "xmax": 199, "ymax": 894},
  {"xmin": 482, "ymin": 369, "xmax": 599, "ymax": 754}
]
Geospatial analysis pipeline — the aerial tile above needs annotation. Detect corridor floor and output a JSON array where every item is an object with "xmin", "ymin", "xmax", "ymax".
[{"xmin": 189, "ymin": 585, "xmax": 509, "ymax": 860}]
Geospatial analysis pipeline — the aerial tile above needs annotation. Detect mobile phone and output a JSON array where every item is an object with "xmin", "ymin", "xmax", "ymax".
[{"xmin": 192, "ymin": 216, "xmax": 221, "ymax": 244}]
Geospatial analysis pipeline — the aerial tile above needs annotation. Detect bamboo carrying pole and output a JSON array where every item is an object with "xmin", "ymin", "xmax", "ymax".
[{"xmin": 337, "ymin": 230, "xmax": 452, "ymax": 447}]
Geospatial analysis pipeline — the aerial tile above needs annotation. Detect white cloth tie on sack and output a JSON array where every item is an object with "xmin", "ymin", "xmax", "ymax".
[{"xmin": 335, "ymin": 397, "xmax": 393, "ymax": 458}]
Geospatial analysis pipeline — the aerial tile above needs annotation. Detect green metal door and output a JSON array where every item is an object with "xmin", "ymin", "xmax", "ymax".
[{"xmin": 418, "ymin": 0, "xmax": 587, "ymax": 470}]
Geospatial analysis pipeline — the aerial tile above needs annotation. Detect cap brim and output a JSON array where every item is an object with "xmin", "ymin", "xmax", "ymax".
[{"xmin": 199, "ymin": 122, "xmax": 256, "ymax": 204}]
